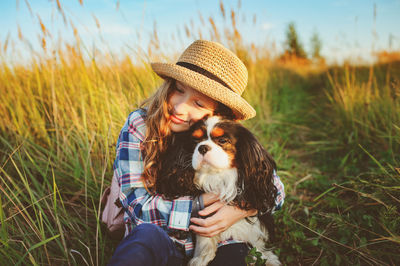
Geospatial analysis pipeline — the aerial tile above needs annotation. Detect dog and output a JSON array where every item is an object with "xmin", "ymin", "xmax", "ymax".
[
  {"xmin": 188, "ymin": 116, "xmax": 280, "ymax": 266},
  {"xmin": 156, "ymin": 116, "xmax": 281, "ymax": 266}
]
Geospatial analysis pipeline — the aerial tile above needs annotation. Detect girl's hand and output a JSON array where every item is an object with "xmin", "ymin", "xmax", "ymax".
[
  {"xmin": 201, "ymin": 192, "xmax": 219, "ymax": 207},
  {"xmin": 189, "ymin": 202, "xmax": 257, "ymax": 237}
]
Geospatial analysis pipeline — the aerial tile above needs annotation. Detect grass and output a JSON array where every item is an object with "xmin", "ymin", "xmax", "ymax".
[
  {"xmin": 263, "ymin": 62, "xmax": 400, "ymax": 265},
  {"xmin": 0, "ymin": 49, "xmax": 158, "ymax": 265},
  {"xmin": 1, "ymin": 1, "xmax": 399, "ymax": 265}
]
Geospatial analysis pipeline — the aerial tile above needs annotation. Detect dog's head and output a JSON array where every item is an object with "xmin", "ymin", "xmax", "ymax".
[
  {"xmin": 191, "ymin": 116, "xmax": 239, "ymax": 171},
  {"xmin": 189, "ymin": 116, "xmax": 278, "ymax": 213}
]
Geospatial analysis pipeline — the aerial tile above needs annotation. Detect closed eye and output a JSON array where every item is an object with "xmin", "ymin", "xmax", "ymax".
[
  {"xmin": 175, "ymin": 86, "xmax": 185, "ymax": 94},
  {"xmin": 195, "ymin": 101, "xmax": 204, "ymax": 108}
]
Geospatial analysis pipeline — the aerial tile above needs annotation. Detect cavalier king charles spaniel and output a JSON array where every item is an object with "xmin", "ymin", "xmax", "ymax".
[{"xmin": 156, "ymin": 116, "xmax": 281, "ymax": 266}]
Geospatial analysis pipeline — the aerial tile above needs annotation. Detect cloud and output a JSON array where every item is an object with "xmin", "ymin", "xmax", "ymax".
[
  {"xmin": 101, "ymin": 24, "xmax": 132, "ymax": 35},
  {"xmin": 261, "ymin": 22, "xmax": 274, "ymax": 31}
]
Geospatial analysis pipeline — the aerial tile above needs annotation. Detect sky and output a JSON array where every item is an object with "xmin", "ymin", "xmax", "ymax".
[{"xmin": 0, "ymin": 0, "xmax": 399, "ymax": 64}]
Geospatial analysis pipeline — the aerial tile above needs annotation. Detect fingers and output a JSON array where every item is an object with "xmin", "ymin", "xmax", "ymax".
[
  {"xmin": 198, "ymin": 201, "xmax": 224, "ymax": 216},
  {"xmin": 189, "ymin": 221, "xmax": 225, "ymax": 237},
  {"xmin": 190, "ymin": 206, "xmax": 227, "ymax": 237},
  {"xmin": 189, "ymin": 205, "xmax": 248, "ymax": 238},
  {"xmin": 201, "ymin": 192, "xmax": 219, "ymax": 206},
  {"xmin": 190, "ymin": 216, "xmax": 213, "ymax": 228},
  {"xmin": 189, "ymin": 214, "xmax": 218, "ymax": 234},
  {"xmin": 247, "ymin": 209, "xmax": 258, "ymax": 216}
]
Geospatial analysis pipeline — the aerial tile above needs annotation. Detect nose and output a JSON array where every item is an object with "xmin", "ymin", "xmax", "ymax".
[
  {"xmin": 174, "ymin": 98, "xmax": 189, "ymax": 115},
  {"xmin": 198, "ymin": 145, "xmax": 211, "ymax": 155}
]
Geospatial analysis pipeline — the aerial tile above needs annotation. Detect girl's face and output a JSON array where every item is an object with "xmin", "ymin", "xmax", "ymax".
[{"xmin": 168, "ymin": 81, "xmax": 217, "ymax": 132}]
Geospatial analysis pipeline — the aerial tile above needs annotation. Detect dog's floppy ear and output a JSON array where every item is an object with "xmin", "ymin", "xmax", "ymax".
[
  {"xmin": 156, "ymin": 131, "xmax": 200, "ymax": 199},
  {"xmin": 235, "ymin": 125, "xmax": 278, "ymax": 214}
]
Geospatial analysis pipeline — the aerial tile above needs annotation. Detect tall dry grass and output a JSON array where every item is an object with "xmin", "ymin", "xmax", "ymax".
[
  {"xmin": 0, "ymin": 40, "xmax": 163, "ymax": 263},
  {"xmin": 0, "ymin": 0, "xmax": 399, "ymax": 265},
  {"xmin": 324, "ymin": 63, "xmax": 400, "ymax": 160}
]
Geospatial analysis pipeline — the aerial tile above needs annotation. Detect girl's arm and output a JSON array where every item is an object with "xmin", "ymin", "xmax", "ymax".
[
  {"xmin": 273, "ymin": 170, "xmax": 285, "ymax": 212},
  {"xmin": 115, "ymin": 110, "xmax": 193, "ymax": 234},
  {"xmin": 122, "ymin": 187, "xmax": 192, "ymax": 233}
]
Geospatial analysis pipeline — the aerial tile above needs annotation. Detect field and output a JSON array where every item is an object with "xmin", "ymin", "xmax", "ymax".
[{"xmin": 0, "ymin": 1, "xmax": 399, "ymax": 265}]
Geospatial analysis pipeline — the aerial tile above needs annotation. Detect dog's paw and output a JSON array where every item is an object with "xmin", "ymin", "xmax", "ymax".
[
  {"xmin": 189, "ymin": 253, "xmax": 217, "ymax": 266},
  {"xmin": 188, "ymin": 257, "xmax": 208, "ymax": 266},
  {"xmin": 263, "ymin": 251, "xmax": 281, "ymax": 266}
]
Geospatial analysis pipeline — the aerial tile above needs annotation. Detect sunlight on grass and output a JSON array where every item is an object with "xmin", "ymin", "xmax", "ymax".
[{"xmin": 0, "ymin": 0, "xmax": 399, "ymax": 265}]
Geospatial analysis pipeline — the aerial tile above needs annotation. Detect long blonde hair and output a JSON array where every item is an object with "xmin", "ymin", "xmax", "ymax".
[{"xmin": 140, "ymin": 79, "xmax": 174, "ymax": 192}]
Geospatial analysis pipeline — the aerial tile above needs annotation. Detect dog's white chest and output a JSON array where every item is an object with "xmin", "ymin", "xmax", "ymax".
[{"xmin": 194, "ymin": 167, "xmax": 238, "ymax": 203}]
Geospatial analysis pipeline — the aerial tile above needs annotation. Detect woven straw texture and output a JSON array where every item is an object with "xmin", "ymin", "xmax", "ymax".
[{"xmin": 151, "ymin": 40, "xmax": 256, "ymax": 120}]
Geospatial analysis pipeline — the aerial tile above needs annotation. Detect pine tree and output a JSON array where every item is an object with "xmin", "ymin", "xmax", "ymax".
[
  {"xmin": 310, "ymin": 31, "xmax": 322, "ymax": 59},
  {"xmin": 284, "ymin": 22, "xmax": 306, "ymax": 58}
]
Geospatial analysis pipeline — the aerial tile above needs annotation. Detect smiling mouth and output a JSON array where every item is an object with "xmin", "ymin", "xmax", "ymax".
[{"xmin": 170, "ymin": 115, "xmax": 188, "ymax": 124}]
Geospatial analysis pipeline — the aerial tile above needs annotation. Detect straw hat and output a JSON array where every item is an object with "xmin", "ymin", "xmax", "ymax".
[{"xmin": 151, "ymin": 40, "xmax": 256, "ymax": 120}]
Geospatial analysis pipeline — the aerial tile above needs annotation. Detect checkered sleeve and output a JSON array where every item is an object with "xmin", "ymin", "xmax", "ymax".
[
  {"xmin": 123, "ymin": 189, "xmax": 193, "ymax": 232},
  {"xmin": 273, "ymin": 170, "xmax": 285, "ymax": 211},
  {"xmin": 113, "ymin": 109, "xmax": 193, "ymax": 233}
]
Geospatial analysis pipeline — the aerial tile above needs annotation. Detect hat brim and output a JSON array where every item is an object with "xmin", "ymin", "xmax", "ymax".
[{"xmin": 151, "ymin": 62, "xmax": 256, "ymax": 120}]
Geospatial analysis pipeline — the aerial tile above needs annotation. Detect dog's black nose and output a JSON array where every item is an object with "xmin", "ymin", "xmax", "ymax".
[{"xmin": 198, "ymin": 145, "xmax": 211, "ymax": 155}]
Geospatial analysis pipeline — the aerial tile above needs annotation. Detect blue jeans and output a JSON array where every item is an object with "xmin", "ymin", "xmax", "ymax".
[{"xmin": 108, "ymin": 224, "xmax": 249, "ymax": 266}]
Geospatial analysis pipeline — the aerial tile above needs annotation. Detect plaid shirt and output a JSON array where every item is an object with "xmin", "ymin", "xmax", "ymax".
[{"xmin": 113, "ymin": 109, "xmax": 285, "ymax": 256}]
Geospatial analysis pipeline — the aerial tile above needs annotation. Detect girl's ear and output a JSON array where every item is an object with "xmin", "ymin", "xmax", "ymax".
[{"xmin": 235, "ymin": 125, "xmax": 277, "ymax": 213}]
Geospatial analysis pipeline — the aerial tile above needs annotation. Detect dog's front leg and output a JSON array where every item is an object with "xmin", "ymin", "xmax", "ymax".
[{"xmin": 189, "ymin": 236, "xmax": 218, "ymax": 266}]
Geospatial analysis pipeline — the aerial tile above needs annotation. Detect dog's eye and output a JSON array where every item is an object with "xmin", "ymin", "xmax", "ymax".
[{"xmin": 218, "ymin": 138, "xmax": 229, "ymax": 144}]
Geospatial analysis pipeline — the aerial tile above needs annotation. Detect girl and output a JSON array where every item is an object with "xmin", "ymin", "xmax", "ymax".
[{"xmin": 108, "ymin": 40, "xmax": 284, "ymax": 266}]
